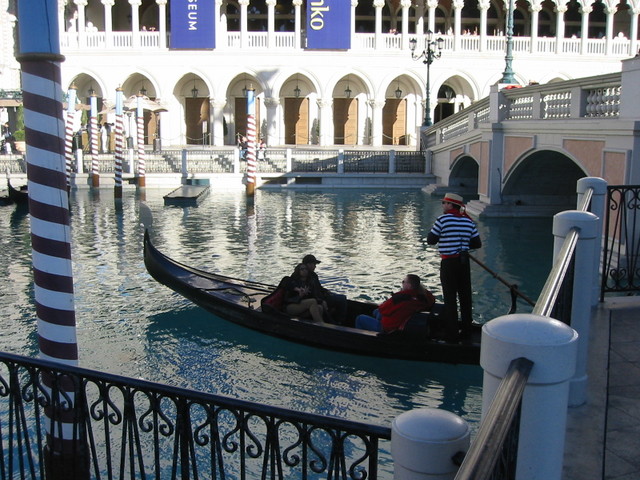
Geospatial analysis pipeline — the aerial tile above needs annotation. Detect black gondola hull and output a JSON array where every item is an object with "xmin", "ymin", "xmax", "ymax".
[{"xmin": 143, "ymin": 231, "xmax": 481, "ymax": 364}]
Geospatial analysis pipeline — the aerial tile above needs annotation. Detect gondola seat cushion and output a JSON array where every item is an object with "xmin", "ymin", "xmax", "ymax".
[{"xmin": 261, "ymin": 276, "xmax": 289, "ymax": 313}]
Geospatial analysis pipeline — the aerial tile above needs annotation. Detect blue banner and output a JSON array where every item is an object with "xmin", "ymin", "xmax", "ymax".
[
  {"xmin": 170, "ymin": 0, "xmax": 215, "ymax": 50},
  {"xmin": 306, "ymin": 0, "xmax": 350, "ymax": 50}
]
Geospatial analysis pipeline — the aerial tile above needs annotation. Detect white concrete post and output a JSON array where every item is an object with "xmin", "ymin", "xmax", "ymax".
[
  {"xmin": 337, "ymin": 149, "xmax": 344, "ymax": 174},
  {"xmin": 181, "ymin": 148, "xmax": 188, "ymax": 182},
  {"xmin": 392, "ymin": 408, "xmax": 470, "ymax": 480},
  {"xmin": 552, "ymin": 210, "xmax": 599, "ymax": 407},
  {"xmin": 576, "ymin": 177, "xmax": 607, "ymax": 306},
  {"xmin": 481, "ymin": 314, "xmax": 578, "ymax": 480}
]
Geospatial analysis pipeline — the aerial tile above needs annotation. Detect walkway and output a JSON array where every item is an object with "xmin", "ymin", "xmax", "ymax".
[{"xmin": 563, "ymin": 296, "xmax": 640, "ymax": 479}]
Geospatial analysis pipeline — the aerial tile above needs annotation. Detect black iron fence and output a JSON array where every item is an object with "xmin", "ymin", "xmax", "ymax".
[
  {"xmin": 0, "ymin": 351, "xmax": 390, "ymax": 480},
  {"xmin": 601, "ymin": 185, "xmax": 640, "ymax": 299}
]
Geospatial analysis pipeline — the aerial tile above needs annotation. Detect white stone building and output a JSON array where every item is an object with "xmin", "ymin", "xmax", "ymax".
[{"xmin": 0, "ymin": 0, "xmax": 638, "ymax": 149}]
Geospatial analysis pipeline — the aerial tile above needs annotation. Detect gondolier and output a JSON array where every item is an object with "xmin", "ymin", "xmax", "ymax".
[{"xmin": 427, "ymin": 193, "xmax": 482, "ymax": 344}]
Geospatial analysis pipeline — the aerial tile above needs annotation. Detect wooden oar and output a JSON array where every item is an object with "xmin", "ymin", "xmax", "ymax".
[{"xmin": 468, "ymin": 253, "xmax": 536, "ymax": 309}]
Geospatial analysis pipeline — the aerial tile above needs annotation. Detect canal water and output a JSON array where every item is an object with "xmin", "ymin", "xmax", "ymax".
[{"xmin": 0, "ymin": 187, "xmax": 553, "ymax": 470}]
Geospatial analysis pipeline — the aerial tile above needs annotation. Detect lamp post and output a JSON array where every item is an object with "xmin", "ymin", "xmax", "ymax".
[
  {"xmin": 500, "ymin": 0, "xmax": 517, "ymax": 84},
  {"xmin": 410, "ymin": 31, "xmax": 444, "ymax": 127}
]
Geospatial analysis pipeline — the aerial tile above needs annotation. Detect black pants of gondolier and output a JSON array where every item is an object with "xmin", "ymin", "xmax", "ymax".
[{"xmin": 440, "ymin": 252, "xmax": 473, "ymax": 342}]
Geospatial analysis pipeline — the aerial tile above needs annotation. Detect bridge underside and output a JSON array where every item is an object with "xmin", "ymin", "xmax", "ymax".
[{"xmin": 428, "ymin": 150, "xmax": 586, "ymax": 218}]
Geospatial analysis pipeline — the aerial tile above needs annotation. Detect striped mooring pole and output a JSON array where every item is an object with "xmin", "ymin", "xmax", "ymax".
[
  {"xmin": 245, "ymin": 87, "xmax": 257, "ymax": 197},
  {"xmin": 90, "ymin": 92, "xmax": 99, "ymax": 187},
  {"xmin": 64, "ymin": 84, "xmax": 77, "ymax": 191},
  {"xmin": 16, "ymin": 1, "xmax": 88, "ymax": 478},
  {"xmin": 114, "ymin": 87, "xmax": 124, "ymax": 199},
  {"xmin": 136, "ymin": 93, "xmax": 146, "ymax": 188}
]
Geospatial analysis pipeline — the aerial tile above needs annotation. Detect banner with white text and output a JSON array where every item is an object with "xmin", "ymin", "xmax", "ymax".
[
  {"xmin": 170, "ymin": 0, "xmax": 215, "ymax": 49},
  {"xmin": 306, "ymin": 0, "xmax": 351, "ymax": 50}
]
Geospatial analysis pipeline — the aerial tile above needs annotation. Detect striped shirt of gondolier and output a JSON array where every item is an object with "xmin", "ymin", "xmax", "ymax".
[{"xmin": 429, "ymin": 214, "xmax": 480, "ymax": 257}]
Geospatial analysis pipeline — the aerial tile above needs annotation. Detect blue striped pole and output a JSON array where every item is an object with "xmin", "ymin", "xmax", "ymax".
[{"xmin": 16, "ymin": 1, "xmax": 87, "ymax": 477}]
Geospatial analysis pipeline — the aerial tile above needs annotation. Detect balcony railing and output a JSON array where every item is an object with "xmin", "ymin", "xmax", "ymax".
[
  {"xmin": 58, "ymin": 31, "xmax": 636, "ymax": 57},
  {"xmin": 0, "ymin": 351, "xmax": 390, "ymax": 480}
]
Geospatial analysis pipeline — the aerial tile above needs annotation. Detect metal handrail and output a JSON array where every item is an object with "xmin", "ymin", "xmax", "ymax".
[
  {"xmin": 455, "ymin": 357, "xmax": 534, "ymax": 480},
  {"xmin": 532, "ymin": 228, "xmax": 579, "ymax": 318}
]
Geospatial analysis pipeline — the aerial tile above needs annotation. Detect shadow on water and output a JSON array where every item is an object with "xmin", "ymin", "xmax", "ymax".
[{"xmin": 145, "ymin": 305, "xmax": 483, "ymax": 424}]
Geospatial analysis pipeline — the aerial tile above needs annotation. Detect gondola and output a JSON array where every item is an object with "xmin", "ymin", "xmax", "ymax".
[
  {"xmin": 7, "ymin": 180, "xmax": 28, "ymax": 205},
  {"xmin": 143, "ymin": 230, "xmax": 482, "ymax": 365}
]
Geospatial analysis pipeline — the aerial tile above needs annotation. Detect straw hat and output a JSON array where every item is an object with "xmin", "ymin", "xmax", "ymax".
[{"xmin": 443, "ymin": 193, "xmax": 464, "ymax": 207}]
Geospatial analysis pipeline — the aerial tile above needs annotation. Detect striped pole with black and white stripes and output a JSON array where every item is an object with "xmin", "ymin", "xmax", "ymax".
[
  {"xmin": 16, "ymin": 0, "xmax": 87, "ymax": 477},
  {"xmin": 114, "ymin": 87, "xmax": 124, "ymax": 198},
  {"xmin": 136, "ymin": 93, "xmax": 146, "ymax": 188},
  {"xmin": 90, "ymin": 93, "xmax": 99, "ymax": 187},
  {"xmin": 64, "ymin": 84, "xmax": 77, "ymax": 191}
]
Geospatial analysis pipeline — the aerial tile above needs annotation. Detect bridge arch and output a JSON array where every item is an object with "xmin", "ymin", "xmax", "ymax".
[
  {"xmin": 502, "ymin": 149, "xmax": 587, "ymax": 209},
  {"xmin": 449, "ymin": 154, "xmax": 479, "ymax": 196}
]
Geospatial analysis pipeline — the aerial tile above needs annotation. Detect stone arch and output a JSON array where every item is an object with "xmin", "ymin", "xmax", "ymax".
[
  {"xmin": 502, "ymin": 148, "xmax": 587, "ymax": 209},
  {"xmin": 449, "ymin": 154, "xmax": 480, "ymax": 196}
]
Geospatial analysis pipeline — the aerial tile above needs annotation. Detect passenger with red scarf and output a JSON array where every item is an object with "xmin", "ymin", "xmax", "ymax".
[{"xmin": 355, "ymin": 274, "xmax": 435, "ymax": 333}]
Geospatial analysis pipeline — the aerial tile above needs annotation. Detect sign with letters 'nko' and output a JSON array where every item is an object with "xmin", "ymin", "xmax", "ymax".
[
  {"xmin": 306, "ymin": 0, "xmax": 351, "ymax": 50},
  {"xmin": 170, "ymin": 0, "xmax": 215, "ymax": 49}
]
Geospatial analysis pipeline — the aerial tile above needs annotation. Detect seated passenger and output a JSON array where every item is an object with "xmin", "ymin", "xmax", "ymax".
[
  {"xmin": 284, "ymin": 263, "xmax": 328, "ymax": 323},
  {"xmin": 355, "ymin": 274, "xmax": 435, "ymax": 333}
]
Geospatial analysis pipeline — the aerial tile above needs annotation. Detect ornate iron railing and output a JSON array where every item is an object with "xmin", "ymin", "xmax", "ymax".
[
  {"xmin": 601, "ymin": 185, "xmax": 640, "ymax": 299},
  {"xmin": 0, "ymin": 351, "xmax": 390, "ymax": 480}
]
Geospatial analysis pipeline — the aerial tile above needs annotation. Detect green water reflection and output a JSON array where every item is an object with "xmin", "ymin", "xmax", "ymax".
[{"xmin": 0, "ymin": 188, "xmax": 553, "ymax": 433}]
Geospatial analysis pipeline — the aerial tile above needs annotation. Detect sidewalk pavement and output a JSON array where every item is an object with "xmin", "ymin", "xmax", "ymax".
[{"xmin": 563, "ymin": 296, "xmax": 640, "ymax": 480}]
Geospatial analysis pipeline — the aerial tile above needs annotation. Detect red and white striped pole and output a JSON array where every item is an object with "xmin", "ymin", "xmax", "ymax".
[
  {"xmin": 64, "ymin": 84, "xmax": 77, "ymax": 191},
  {"xmin": 16, "ymin": 0, "xmax": 86, "ymax": 477},
  {"xmin": 245, "ymin": 87, "xmax": 257, "ymax": 197},
  {"xmin": 114, "ymin": 87, "xmax": 124, "ymax": 198},
  {"xmin": 136, "ymin": 93, "xmax": 146, "ymax": 188},
  {"xmin": 90, "ymin": 92, "xmax": 99, "ymax": 187}
]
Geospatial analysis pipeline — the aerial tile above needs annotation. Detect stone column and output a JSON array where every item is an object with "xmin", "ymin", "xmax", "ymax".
[
  {"xmin": 75, "ymin": 0, "xmax": 87, "ymax": 47},
  {"xmin": 605, "ymin": 5, "xmax": 615, "ymax": 55},
  {"xmin": 529, "ymin": 5, "xmax": 540, "ymax": 53},
  {"xmin": 453, "ymin": 0, "xmax": 463, "ymax": 50},
  {"xmin": 351, "ymin": 0, "xmax": 358, "ymax": 47},
  {"xmin": 415, "ymin": 0, "xmax": 425, "ymax": 36},
  {"xmin": 479, "ymin": 0, "xmax": 489, "ymax": 52},
  {"xmin": 239, "ymin": 0, "xmax": 249, "ymax": 49},
  {"xmin": 629, "ymin": 8, "xmax": 639, "ymax": 56},
  {"xmin": 555, "ymin": 4, "xmax": 567, "ymax": 54},
  {"xmin": 211, "ymin": 100, "xmax": 226, "ymax": 146},
  {"xmin": 264, "ymin": 97, "xmax": 280, "ymax": 147},
  {"xmin": 102, "ymin": 0, "xmax": 113, "ymax": 48},
  {"xmin": 427, "ymin": 0, "xmax": 437, "ymax": 34},
  {"xmin": 579, "ymin": 5, "xmax": 591, "ymax": 55},
  {"xmin": 369, "ymin": 99, "xmax": 385, "ymax": 147},
  {"xmin": 267, "ymin": 0, "xmax": 275, "ymax": 48},
  {"xmin": 374, "ymin": 0, "xmax": 384, "ymax": 49},
  {"xmin": 129, "ymin": 0, "xmax": 141, "ymax": 48},
  {"xmin": 294, "ymin": 0, "xmax": 302, "ymax": 49},
  {"xmin": 157, "ymin": 0, "xmax": 167, "ymax": 49},
  {"xmin": 317, "ymin": 98, "xmax": 333, "ymax": 146},
  {"xmin": 400, "ymin": 0, "xmax": 411, "ymax": 49}
]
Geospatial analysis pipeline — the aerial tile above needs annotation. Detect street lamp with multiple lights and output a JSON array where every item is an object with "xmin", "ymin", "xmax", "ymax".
[{"xmin": 410, "ymin": 31, "xmax": 444, "ymax": 127}]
